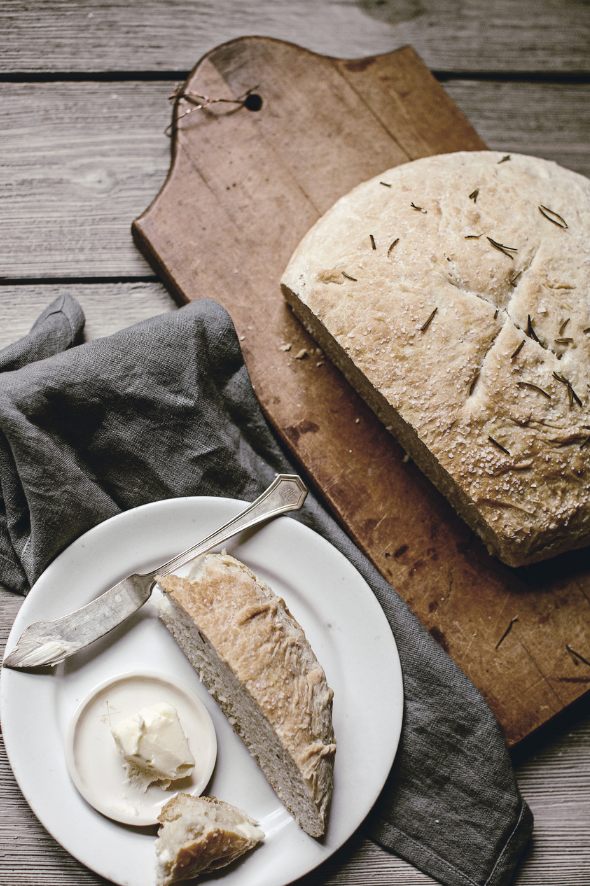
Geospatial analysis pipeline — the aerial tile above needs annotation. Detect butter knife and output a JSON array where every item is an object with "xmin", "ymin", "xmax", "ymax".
[{"xmin": 3, "ymin": 474, "xmax": 307, "ymax": 670}]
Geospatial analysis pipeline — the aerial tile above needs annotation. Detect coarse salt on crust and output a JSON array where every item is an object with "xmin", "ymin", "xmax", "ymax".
[{"xmin": 281, "ymin": 151, "xmax": 590, "ymax": 567}]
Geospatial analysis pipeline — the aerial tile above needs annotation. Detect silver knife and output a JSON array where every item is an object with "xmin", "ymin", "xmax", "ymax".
[{"xmin": 3, "ymin": 474, "xmax": 307, "ymax": 670}]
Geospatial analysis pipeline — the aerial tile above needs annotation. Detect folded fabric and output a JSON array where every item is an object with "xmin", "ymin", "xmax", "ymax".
[{"xmin": 0, "ymin": 294, "xmax": 532, "ymax": 886}]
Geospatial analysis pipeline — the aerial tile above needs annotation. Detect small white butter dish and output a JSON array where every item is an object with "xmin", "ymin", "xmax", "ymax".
[{"xmin": 65, "ymin": 669, "xmax": 217, "ymax": 826}]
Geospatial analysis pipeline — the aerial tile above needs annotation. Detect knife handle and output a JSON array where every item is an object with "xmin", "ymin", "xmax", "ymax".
[{"xmin": 148, "ymin": 474, "xmax": 307, "ymax": 579}]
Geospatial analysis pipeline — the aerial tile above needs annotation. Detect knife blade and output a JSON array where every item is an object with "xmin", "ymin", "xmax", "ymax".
[{"xmin": 3, "ymin": 474, "xmax": 307, "ymax": 669}]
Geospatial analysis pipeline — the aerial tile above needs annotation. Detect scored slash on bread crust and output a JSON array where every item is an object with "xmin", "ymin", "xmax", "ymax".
[
  {"xmin": 156, "ymin": 553, "xmax": 336, "ymax": 837},
  {"xmin": 155, "ymin": 793, "xmax": 264, "ymax": 885},
  {"xmin": 281, "ymin": 151, "xmax": 590, "ymax": 567}
]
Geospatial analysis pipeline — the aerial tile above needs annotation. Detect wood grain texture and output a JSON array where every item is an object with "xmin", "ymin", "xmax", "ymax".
[
  {"xmin": 0, "ymin": 0, "xmax": 588, "ymax": 74},
  {"xmin": 1, "ymin": 2, "xmax": 589, "ymax": 883},
  {"xmin": 444, "ymin": 80, "xmax": 590, "ymax": 177},
  {"xmin": 0, "ymin": 283, "xmax": 176, "ymax": 347},
  {"xmin": 0, "ymin": 82, "xmax": 171, "ymax": 279},
  {"xmin": 1, "ymin": 79, "xmax": 588, "ymax": 280},
  {"xmin": 132, "ymin": 38, "xmax": 590, "ymax": 746}
]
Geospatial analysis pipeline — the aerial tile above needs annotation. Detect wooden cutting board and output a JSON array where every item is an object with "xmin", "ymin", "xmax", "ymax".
[{"xmin": 133, "ymin": 36, "xmax": 590, "ymax": 747}]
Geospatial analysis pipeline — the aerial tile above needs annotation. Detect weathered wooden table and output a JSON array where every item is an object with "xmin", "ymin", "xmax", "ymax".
[{"xmin": 1, "ymin": 2, "xmax": 589, "ymax": 884}]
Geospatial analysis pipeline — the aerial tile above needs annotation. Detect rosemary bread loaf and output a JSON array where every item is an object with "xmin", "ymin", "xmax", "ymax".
[
  {"xmin": 281, "ymin": 151, "xmax": 590, "ymax": 567},
  {"xmin": 156, "ymin": 553, "xmax": 336, "ymax": 837},
  {"xmin": 155, "ymin": 793, "xmax": 264, "ymax": 884}
]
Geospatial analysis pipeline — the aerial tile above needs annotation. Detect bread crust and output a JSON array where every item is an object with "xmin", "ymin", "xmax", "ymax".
[
  {"xmin": 157, "ymin": 553, "xmax": 336, "ymax": 836},
  {"xmin": 281, "ymin": 151, "xmax": 590, "ymax": 567},
  {"xmin": 155, "ymin": 793, "xmax": 263, "ymax": 884}
]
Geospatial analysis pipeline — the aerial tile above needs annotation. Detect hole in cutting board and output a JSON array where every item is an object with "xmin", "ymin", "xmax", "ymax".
[{"xmin": 244, "ymin": 93, "xmax": 263, "ymax": 112}]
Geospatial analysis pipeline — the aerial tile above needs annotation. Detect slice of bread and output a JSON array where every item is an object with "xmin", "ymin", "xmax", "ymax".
[
  {"xmin": 281, "ymin": 151, "xmax": 590, "ymax": 567},
  {"xmin": 156, "ymin": 553, "xmax": 336, "ymax": 837},
  {"xmin": 155, "ymin": 793, "xmax": 264, "ymax": 885}
]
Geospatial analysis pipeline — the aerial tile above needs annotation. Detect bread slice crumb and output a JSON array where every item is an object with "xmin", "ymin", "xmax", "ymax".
[{"xmin": 156, "ymin": 552, "xmax": 336, "ymax": 837}]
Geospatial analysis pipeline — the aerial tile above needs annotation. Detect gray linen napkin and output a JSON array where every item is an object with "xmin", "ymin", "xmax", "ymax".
[{"xmin": 0, "ymin": 294, "xmax": 532, "ymax": 886}]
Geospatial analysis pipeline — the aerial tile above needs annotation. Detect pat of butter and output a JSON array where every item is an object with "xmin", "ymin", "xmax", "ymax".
[
  {"xmin": 237, "ymin": 821, "xmax": 265, "ymax": 841},
  {"xmin": 111, "ymin": 702, "xmax": 195, "ymax": 791}
]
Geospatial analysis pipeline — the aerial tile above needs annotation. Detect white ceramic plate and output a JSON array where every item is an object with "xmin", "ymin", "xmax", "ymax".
[
  {"xmin": 1, "ymin": 496, "xmax": 403, "ymax": 886},
  {"xmin": 65, "ymin": 670, "xmax": 217, "ymax": 826}
]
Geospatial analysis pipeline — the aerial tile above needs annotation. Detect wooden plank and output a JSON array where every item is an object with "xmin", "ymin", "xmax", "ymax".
[
  {"xmin": 0, "ymin": 81, "xmax": 173, "ymax": 279},
  {"xmin": 0, "ymin": 283, "xmax": 176, "ymax": 348},
  {"xmin": 0, "ymin": 0, "xmax": 588, "ymax": 74},
  {"xmin": 0, "ymin": 79, "xmax": 588, "ymax": 280},
  {"xmin": 1, "ymin": 587, "xmax": 589, "ymax": 886},
  {"xmin": 0, "ymin": 80, "xmax": 590, "ymax": 279},
  {"xmin": 132, "ymin": 38, "xmax": 590, "ymax": 746},
  {"xmin": 445, "ymin": 79, "xmax": 590, "ymax": 177}
]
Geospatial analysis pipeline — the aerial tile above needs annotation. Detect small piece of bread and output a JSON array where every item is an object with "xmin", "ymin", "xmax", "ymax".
[
  {"xmin": 281, "ymin": 151, "xmax": 590, "ymax": 567},
  {"xmin": 156, "ymin": 552, "xmax": 336, "ymax": 837},
  {"xmin": 155, "ymin": 793, "xmax": 264, "ymax": 885}
]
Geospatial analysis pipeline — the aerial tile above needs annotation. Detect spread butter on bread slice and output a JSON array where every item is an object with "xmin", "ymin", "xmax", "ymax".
[
  {"xmin": 155, "ymin": 793, "xmax": 263, "ymax": 885},
  {"xmin": 156, "ymin": 553, "xmax": 336, "ymax": 837},
  {"xmin": 281, "ymin": 151, "xmax": 590, "ymax": 567}
]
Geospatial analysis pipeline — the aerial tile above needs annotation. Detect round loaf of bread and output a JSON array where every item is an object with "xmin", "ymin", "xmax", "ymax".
[{"xmin": 281, "ymin": 151, "xmax": 590, "ymax": 567}]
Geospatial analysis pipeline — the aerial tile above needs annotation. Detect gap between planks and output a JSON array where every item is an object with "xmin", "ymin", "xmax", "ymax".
[
  {"xmin": 0, "ymin": 80, "xmax": 588, "ymax": 279},
  {"xmin": 0, "ymin": 0, "xmax": 589, "ymax": 74}
]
